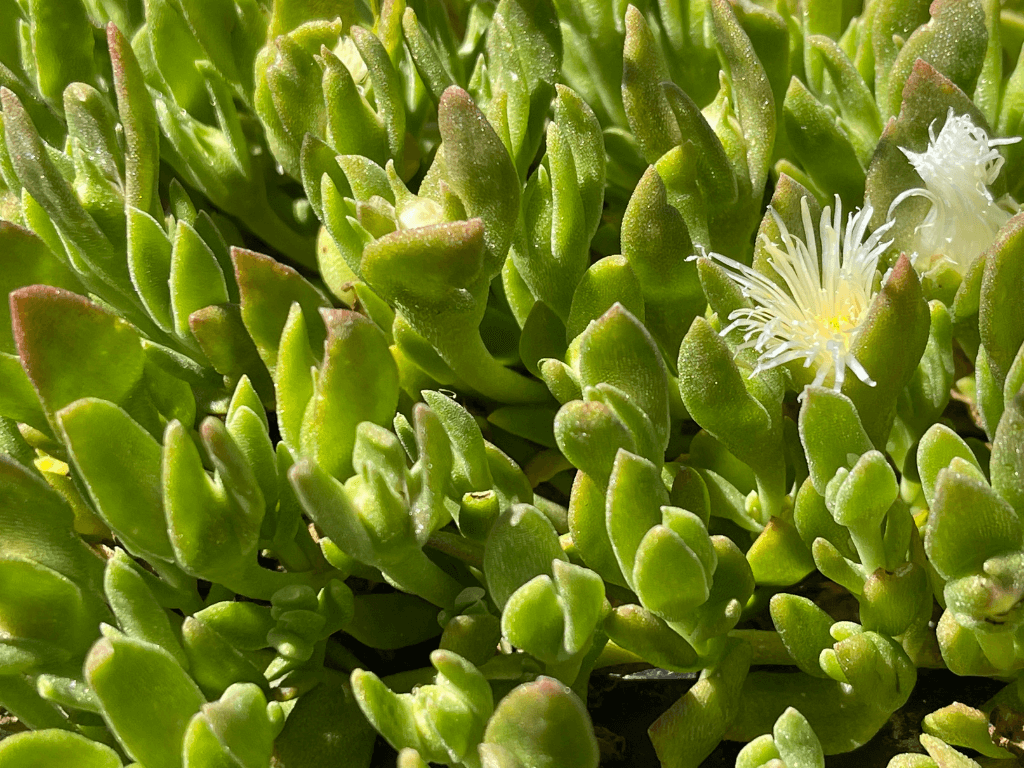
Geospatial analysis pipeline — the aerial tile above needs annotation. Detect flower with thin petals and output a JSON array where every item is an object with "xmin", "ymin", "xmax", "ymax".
[
  {"xmin": 697, "ymin": 196, "xmax": 894, "ymax": 393},
  {"xmin": 889, "ymin": 109, "xmax": 1020, "ymax": 276}
]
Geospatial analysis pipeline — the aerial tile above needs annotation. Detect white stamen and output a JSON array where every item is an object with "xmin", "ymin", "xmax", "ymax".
[
  {"xmin": 889, "ymin": 109, "xmax": 1020, "ymax": 275},
  {"xmin": 695, "ymin": 196, "xmax": 894, "ymax": 394}
]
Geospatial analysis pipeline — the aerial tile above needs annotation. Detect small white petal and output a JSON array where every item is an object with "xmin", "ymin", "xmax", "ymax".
[
  {"xmin": 701, "ymin": 196, "xmax": 892, "ymax": 395},
  {"xmin": 889, "ymin": 109, "xmax": 1020, "ymax": 275}
]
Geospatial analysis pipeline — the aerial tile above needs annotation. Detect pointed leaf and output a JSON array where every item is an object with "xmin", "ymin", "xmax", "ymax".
[
  {"xmin": 438, "ymin": 86, "xmax": 520, "ymax": 272},
  {"xmin": 0, "ymin": 222, "xmax": 83, "ymax": 354},
  {"xmin": 12, "ymin": 287, "xmax": 144, "ymax": 413},
  {"xmin": 233, "ymin": 247, "xmax": 330, "ymax": 373},
  {"xmin": 578, "ymin": 303, "xmax": 669, "ymax": 451},
  {"xmin": 926, "ymin": 469, "xmax": 1022, "ymax": 580},
  {"xmin": 605, "ymin": 449, "xmax": 666, "ymax": 584},
  {"xmin": 170, "ymin": 221, "xmax": 229, "ymax": 340},
  {"xmin": 182, "ymin": 684, "xmax": 273, "ymax": 768},
  {"xmin": 86, "ymin": 634, "xmax": 205, "ymax": 768},
  {"xmin": 108, "ymin": 23, "xmax": 159, "ymax": 216},
  {"xmin": 799, "ymin": 387, "xmax": 874, "ymax": 495},
  {"xmin": 484, "ymin": 504, "xmax": 567, "ymax": 609},
  {"xmin": 300, "ymin": 309, "xmax": 399, "ymax": 480},
  {"xmin": 57, "ymin": 398, "xmax": 173, "ymax": 562}
]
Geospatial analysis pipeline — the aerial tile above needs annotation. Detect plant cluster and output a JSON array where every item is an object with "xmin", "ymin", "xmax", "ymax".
[{"xmin": 0, "ymin": 0, "xmax": 1023, "ymax": 766}]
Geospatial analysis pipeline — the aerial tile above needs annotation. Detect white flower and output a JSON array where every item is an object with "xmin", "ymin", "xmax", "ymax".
[
  {"xmin": 888, "ymin": 109, "xmax": 1020, "ymax": 275},
  {"xmin": 698, "ymin": 196, "xmax": 894, "ymax": 392}
]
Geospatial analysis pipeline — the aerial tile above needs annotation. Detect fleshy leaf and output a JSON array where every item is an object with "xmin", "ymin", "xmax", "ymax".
[
  {"xmin": 0, "ymin": 730, "xmax": 122, "ymax": 767},
  {"xmin": 299, "ymin": 309, "xmax": 399, "ymax": 480},
  {"xmin": 12, "ymin": 287, "xmax": 144, "ymax": 414},
  {"xmin": 482, "ymin": 676, "xmax": 598, "ymax": 768},
  {"xmin": 57, "ymin": 398, "xmax": 173, "ymax": 563},
  {"xmin": 925, "ymin": 468, "xmax": 1022, "ymax": 580},
  {"xmin": 85, "ymin": 633, "xmax": 205, "ymax": 768}
]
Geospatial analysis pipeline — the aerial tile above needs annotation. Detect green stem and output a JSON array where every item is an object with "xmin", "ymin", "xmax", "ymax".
[
  {"xmin": 849, "ymin": 525, "xmax": 887, "ymax": 575},
  {"xmin": 381, "ymin": 665, "xmax": 437, "ymax": 694},
  {"xmin": 753, "ymin": 450, "xmax": 787, "ymax": 523},
  {"xmin": 270, "ymin": 536, "xmax": 313, "ymax": 573},
  {"xmin": 427, "ymin": 530, "xmax": 485, "ymax": 570},
  {"xmin": 148, "ymin": 559, "xmax": 203, "ymax": 613},
  {"xmin": 666, "ymin": 619, "xmax": 700, "ymax": 652},
  {"xmin": 593, "ymin": 640, "xmax": 646, "ymax": 669},
  {"xmin": 666, "ymin": 623, "xmax": 731, "ymax": 662},
  {"xmin": 225, "ymin": 561, "xmax": 332, "ymax": 601},
  {"xmin": 294, "ymin": 524, "xmax": 329, "ymax": 571},
  {"xmin": 324, "ymin": 638, "xmax": 366, "ymax": 672},
  {"xmin": 477, "ymin": 652, "xmax": 537, "ymax": 681},
  {"xmin": 571, "ymin": 633, "xmax": 610, "ymax": 703},
  {"xmin": 525, "ymin": 451, "xmax": 574, "ymax": 487},
  {"xmin": 545, "ymin": 653, "xmax": 585, "ymax": 688},
  {"xmin": 755, "ymin": 475, "xmax": 784, "ymax": 523},
  {"xmin": 382, "ymin": 548, "xmax": 465, "ymax": 609},
  {"xmin": 439, "ymin": 327, "xmax": 550, "ymax": 404},
  {"xmin": 728, "ymin": 630, "xmax": 796, "ymax": 666},
  {"xmin": 243, "ymin": 200, "xmax": 318, "ymax": 270}
]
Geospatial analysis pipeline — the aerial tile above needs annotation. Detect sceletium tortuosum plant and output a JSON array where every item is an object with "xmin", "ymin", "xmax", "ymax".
[{"xmin": 0, "ymin": 0, "xmax": 1023, "ymax": 766}]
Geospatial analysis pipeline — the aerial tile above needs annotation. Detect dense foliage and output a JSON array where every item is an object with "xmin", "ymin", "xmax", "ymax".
[{"xmin": 1, "ymin": 0, "xmax": 1023, "ymax": 766}]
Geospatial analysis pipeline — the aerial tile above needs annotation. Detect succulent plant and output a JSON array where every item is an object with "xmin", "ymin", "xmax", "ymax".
[{"xmin": 1, "ymin": 1, "xmax": 1024, "ymax": 766}]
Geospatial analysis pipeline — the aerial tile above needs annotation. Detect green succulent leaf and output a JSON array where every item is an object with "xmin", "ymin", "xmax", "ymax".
[
  {"xmin": 12, "ymin": 286, "xmax": 144, "ymax": 415},
  {"xmin": 917, "ymin": 424, "xmax": 985, "ymax": 510},
  {"xmin": 566, "ymin": 256, "xmax": 645, "ymax": 343},
  {"xmin": 233, "ymin": 246, "xmax": 330, "ymax": 374},
  {"xmin": 885, "ymin": 0, "xmax": 988, "ymax": 120},
  {"xmin": 678, "ymin": 316, "xmax": 785, "ymax": 515},
  {"xmin": 783, "ymin": 77, "xmax": 865, "ymax": 207},
  {"xmin": 0, "ymin": 452, "xmax": 105, "ymax": 592},
  {"xmin": 0, "ymin": 729, "xmax": 123, "ymax": 767},
  {"xmin": 925, "ymin": 467, "xmax": 1022, "ymax": 581},
  {"xmin": 554, "ymin": 400, "xmax": 636, "ymax": 487},
  {"xmin": 603, "ymin": 603, "xmax": 698, "ymax": 671},
  {"xmin": 272, "ymin": 670, "xmax": 376, "ymax": 767},
  {"xmin": 485, "ymin": 504, "xmax": 567, "ymax": 609},
  {"xmin": 621, "ymin": 5, "xmax": 679, "ymax": 164},
  {"xmin": 710, "ymin": 0, "xmax": 775, "ymax": 196},
  {"xmin": 104, "ymin": 549, "xmax": 187, "ymax": 668},
  {"xmin": 57, "ymin": 398, "xmax": 173, "ymax": 563},
  {"xmin": 0, "ymin": 222, "xmax": 83, "ymax": 354},
  {"xmin": 648, "ymin": 639, "xmax": 752, "ymax": 768},
  {"xmin": 770, "ymin": 593, "xmax": 835, "ymax": 679},
  {"xmin": 86, "ymin": 632, "xmax": 206, "ymax": 768},
  {"xmin": 25, "ymin": 0, "xmax": 95, "ymax": 109},
  {"xmin": 182, "ymin": 683, "xmax": 274, "ymax": 768},
  {"xmin": 746, "ymin": 517, "xmax": 815, "ymax": 587},
  {"xmin": 578, "ymin": 303, "xmax": 670, "ymax": 453},
  {"xmin": 108, "ymin": 22, "xmax": 160, "ymax": 218},
  {"xmin": 799, "ymin": 387, "xmax": 874, "ymax": 496},
  {"xmin": 482, "ymin": 676, "xmax": 598, "ymax": 768},
  {"xmin": 774, "ymin": 707, "xmax": 826, "ymax": 768},
  {"xmin": 991, "ymin": 389, "xmax": 1024, "ymax": 517},
  {"xmin": 299, "ymin": 309, "xmax": 399, "ymax": 481},
  {"xmin": 842, "ymin": 255, "xmax": 931, "ymax": 448},
  {"xmin": 620, "ymin": 165, "xmax": 702, "ymax": 356},
  {"xmin": 438, "ymin": 85, "xmax": 520, "ymax": 272},
  {"xmin": 979, "ymin": 212, "xmax": 1024, "ymax": 389}
]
